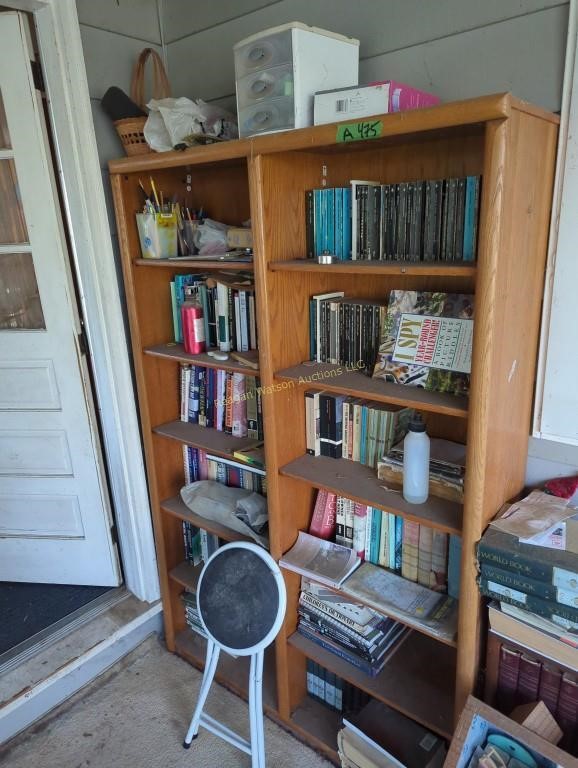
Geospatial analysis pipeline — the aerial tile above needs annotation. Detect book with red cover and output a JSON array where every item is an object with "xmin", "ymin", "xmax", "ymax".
[
  {"xmin": 538, "ymin": 663, "xmax": 562, "ymax": 716},
  {"xmin": 497, "ymin": 645, "xmax": 521, "ymax": 712},
  {"xmin": 516, "ymin": 654, "xmax": 542, "ymax": 704},
  {"xmin": 556, "ymin": 672, "xmax": 578, "ymax": 752},
  {"xmin": 309, "ymin": 490, "xmax": 336, "ymax": 540}
]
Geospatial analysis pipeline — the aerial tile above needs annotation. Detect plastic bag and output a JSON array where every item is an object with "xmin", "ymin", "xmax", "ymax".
[
  {"xmin": 193, "ymin": 218, "xmax": 228, "ymax": 255},
  {"xmin": 144, "ymin": 97, "xmax": 238, "ymax": 152},
  {"xmin": 180, "ymin": 480, "xmax": 269, "ymax": 548}
]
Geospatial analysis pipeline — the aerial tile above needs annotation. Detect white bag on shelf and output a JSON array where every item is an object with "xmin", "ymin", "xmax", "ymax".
[{"xmin": 144, "ymin": 97, "xmax": 238, "ymax": 151}]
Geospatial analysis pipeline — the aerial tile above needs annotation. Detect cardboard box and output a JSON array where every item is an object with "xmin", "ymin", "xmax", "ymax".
[
  {"xmin": 444, "ymin": 696, "xmax": 576, "ymax": 768},
  {"xmin": 509, "ymin": 701, "xmax": 563, "ymax": 745},
  {"xmin": 226, "ymin": 227, "xmax": 253, "ymax": 249},
  {"xmin": 314, "ymin": 80, "xmax": 439, "ymax": 125}
]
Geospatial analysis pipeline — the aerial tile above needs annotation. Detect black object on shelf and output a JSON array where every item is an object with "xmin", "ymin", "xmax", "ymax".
[{"xmin": 101, "ymin": 86, "xmax": 146, "ymax": 121}]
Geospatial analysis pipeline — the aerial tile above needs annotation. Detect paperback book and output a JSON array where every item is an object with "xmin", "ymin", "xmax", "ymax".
[{"xmin": 280, "ymin": 531, "xmax": 361, "ymax": 588}]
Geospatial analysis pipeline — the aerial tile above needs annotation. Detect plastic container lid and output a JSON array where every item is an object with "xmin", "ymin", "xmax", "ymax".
[
  {"xmin": 234, "ymin": 22, "xmax": 359, "ymax": 49},
  {"xmin": 408, "ymin": 414, "xmax": 427, "ymax": 433}
]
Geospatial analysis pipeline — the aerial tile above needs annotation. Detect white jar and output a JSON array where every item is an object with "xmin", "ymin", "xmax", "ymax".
[{"xmin": 403, "ymin": 415, "xmax": 430, "ymax": 504}]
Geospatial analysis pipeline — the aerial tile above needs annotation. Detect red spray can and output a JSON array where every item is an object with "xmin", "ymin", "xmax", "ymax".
[{"xmin": 182, "ymin": 297, "xmax": 206, "ymax": 354}]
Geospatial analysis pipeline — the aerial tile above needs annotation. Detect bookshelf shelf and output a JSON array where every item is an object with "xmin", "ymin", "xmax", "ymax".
[
  {"xmin": 280, "ymin": 454, "xmax": 462, "ymax": 536},
  {"xmin": 145, "ymin": 344, "xmax": 259, "ymax": 375},
  {"xmin": 169, "ymin": 560, "xmax": 202, "ymax": 591},
  {"xmin": 160, "ymin": 496, "xmax": 254, "ymax": 544},
  {"xmin": 110, "ymin": 93, "xmax": 557, "ymax": 756},
  {"xmin": 153, "ymin": 420, "xmax": 261, "ymax": 461},
  {"xmin": 269, "ymin": 259, "xmax": 477, "ymax": 277},
  {"xmin": 288, "ymin": 630, "xmax": 455, "ymax": 740},
  {"xmin": 275, "ymin": 363, "xmax": 468, "ymax": 418},
  {"xmin": 175, "ymin": 629, "xmax": 278, "ymax": 712},
  {"xmin": 135, "ymin": 258, "xmax": 254, "ymax": 271}
]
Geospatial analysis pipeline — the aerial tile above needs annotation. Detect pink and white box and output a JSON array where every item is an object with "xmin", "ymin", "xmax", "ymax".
[{"xmin": 313, "ymin": 80, "xmax": 439, "ymax": 125}]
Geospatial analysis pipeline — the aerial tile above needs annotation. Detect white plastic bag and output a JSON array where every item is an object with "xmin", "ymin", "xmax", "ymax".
[
  {"xmin": 144, "ymin": 97, "xmax": 238, "ymax": 152},
  {"xmin": 193, "ymin": 219, "xmax": 228, "ymax": 254}
]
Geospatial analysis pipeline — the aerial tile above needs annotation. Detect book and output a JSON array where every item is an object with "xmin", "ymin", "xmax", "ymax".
[
  {"xmin": 401, "ymin": 520, "xmax": 419, "ymax": 582},
  {"xmin": 497, "ymin": 645, "xmax": 521, "ymax": 711},
  {"xmin": 479, "ymin": 575, "xmax": 578, "ymax": 625},
  {"xmin": 280, "ymin": 531, "xmax": 361, "ymax": 588},
  {"xmin": 488, "ymin": 603, "xmax": 578, "ymax": 672},
  {"xmin": 517, "ymin": 653, "xmax": 542, "ymax": 703},
  {"xmin": 309, "ymin": 490, "xmax": 337, "ymax": 540},
  {"xmin": 300, "ymin": 579, "xmax": 381, "ymax": 634},
  {"xmin": 481, "ymin": 563, "xmax": 578, "ymax": 607},
  {"xmin": 373, "ymin": 290, "xmax": 474, "ymax": 395},
  {"xmin": 232, "ymin": 442, "xmax": 265, "ymax": 469},
  {"xmin": 341, "ymin": 562, "xmax": 458, "ymax": 642},
  {"xmin": 478, "ymin": 526, "xmax": 578, "ymax": 587}
]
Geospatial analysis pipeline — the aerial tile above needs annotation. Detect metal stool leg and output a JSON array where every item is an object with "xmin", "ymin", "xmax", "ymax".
[
  {"xmin": 183, "ymin": 639, "xmax": 220, "ymax": 748},
  {"xmin": 249, "ymin": 650, "xmax": 265, "ymax": 768}
]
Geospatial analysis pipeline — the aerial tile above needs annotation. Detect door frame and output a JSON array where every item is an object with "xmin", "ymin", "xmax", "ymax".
[{"xmin": 1, "ymin": 0, "xmax": 159, "ymax": 602}]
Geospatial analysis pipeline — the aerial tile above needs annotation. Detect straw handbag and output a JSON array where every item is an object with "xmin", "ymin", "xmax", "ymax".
[{"xmin": 115, "ymin": 48, "xmax": 171, "ymax": 156}]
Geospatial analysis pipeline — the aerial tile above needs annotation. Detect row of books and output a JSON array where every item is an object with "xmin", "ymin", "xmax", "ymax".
[
  {"xmin": 309, "ymin": 489, "xmax": 461, "ymax": 595},
  {"xmin": 179, "ymin": 364, "xmax": 264, "ymax": 440},
  {"xmin": 309, "ymin": 292, "xmax": 383, "ymax": 371},
  {"xmin": 183, "ymin": 446, "xmax": 267, "ymax": 496},
  {"xmin": 478, "ymin": 510, "xmax": 578, "ymax": 629},
  {"xmin": 170, "ymin": 271, "xmax": 258, "ymax": 351},
  {"xmin": 182, "ymin": 520, "xmax": 221, "ymax": 565},
  {"xmin": 496, "ymin": 642, "xmax": 578, "ymax": 753},
  {"xmin": 181, "ymin": 589, "xmax": 206, "ymax": 639},
  {"xmin": 305, "ymin": 388, "xmax": 412, "ymax": 467},
  {"xmin": 305, "ymin": 177, "xmax": 481, "ymax": 262},
  {"xmin": 305, "ymin": 660, "xmax": 369, "ymax": 714},
  {"xmin": 297, "ymin": 577, "xmax": 410, "ymax": 677}
]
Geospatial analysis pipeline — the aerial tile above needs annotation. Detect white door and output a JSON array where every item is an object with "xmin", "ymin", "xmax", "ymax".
[{"xmin": 0, "ymin": 12, "xmax": 121, "ymax": 585}]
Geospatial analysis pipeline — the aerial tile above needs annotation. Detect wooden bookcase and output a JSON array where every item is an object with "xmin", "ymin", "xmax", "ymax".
[{"xmin": 109, "ymin": 94, "xmax": 558, "ymax": 763}]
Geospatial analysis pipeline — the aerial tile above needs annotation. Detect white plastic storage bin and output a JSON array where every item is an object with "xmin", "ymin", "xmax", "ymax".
[{"xmin": 234, "ymin": 22, "xmax": 359, "ymax": 137}]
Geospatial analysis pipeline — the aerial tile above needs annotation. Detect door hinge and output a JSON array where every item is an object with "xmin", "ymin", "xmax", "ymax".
[
  {"xmin": 30, "ymin": 60, "xmax": 45, "ymax": 93},
  {"xmin": 78, "ymin": 327, "xmax": 89, "ymax": 356}
]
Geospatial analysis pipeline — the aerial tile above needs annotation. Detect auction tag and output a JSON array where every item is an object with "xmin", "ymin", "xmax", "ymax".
[{"xmin": 336, "ymin": 120, "xmax": 383, "ymax": 142}]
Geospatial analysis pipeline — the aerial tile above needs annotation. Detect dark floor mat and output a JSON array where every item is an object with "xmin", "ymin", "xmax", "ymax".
[{"xmin": 0, "ymin": 582, "xmax": 112, "ymax": 655}]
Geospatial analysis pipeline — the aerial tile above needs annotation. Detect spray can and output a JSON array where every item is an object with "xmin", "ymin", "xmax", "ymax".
[{"xmin": 182, "ymin": 296, "xmax": 205, "ymax": 355}]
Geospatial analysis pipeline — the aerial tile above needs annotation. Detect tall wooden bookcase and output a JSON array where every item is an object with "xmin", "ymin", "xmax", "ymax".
[{"xmin": 110, "ymin": 94, "xmax": 558, "ymax": 762}]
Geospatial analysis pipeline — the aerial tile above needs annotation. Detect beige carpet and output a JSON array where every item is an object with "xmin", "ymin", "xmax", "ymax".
[{"xmin": 1, "ymin": 634, "xmax": 332, "ymax": 768}]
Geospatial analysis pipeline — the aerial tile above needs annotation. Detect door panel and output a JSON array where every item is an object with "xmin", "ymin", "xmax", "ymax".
[{"xmin": 0, "ymin": 12, "xmax": 121, "ymax": 585}]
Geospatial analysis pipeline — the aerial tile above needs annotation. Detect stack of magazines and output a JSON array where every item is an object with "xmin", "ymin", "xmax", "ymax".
[
  {"xmin": 181, "ymin": 589, "xmax": 206, "ymax": 639},
  {"xmin": 297, "ymin": 577, "xmax": 409, "ymax": 678}
]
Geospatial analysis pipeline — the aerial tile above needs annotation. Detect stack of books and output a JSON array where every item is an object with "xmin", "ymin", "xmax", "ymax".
[
  {"xmin": 180, "ymin": 364, "xmax": 263, "ymax": 439},
  {"xmin": 171, "ymin": 272, "xmax": 258, "ymax": 351},
  {"xmin": 306, "ymin": 660, "xmax": 369, "ymax": 714},
  {"xmin": 309, "ymin": 292, "xmax": 385, "ymax": 372},
  {"xmin": 377, "ymin": 436, "xmax": 466, "ymax": 503},
  {"xmin": 181, "ymin": 589, "xmax": 207, "ymax": 639},
  {"xmin": 309, "ymin": 489, "xmax": 459, "ymax": 594},
  {"xmin": 183, "ymin": 447, "xmax": 266, "ymax": 495},
  {"xmin": 297, "ymin": 577, "xmax": 409, "ymax": 677},
  {"xmin": 305, "ymin": 176, "xmax": 481, "ymax": 262},
  {"xmin": 305, "ymin": 389, "xmax": 412, "ymax": 467}
]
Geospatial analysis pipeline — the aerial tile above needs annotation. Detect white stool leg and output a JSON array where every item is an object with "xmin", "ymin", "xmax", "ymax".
[
  {"xmin": 183, "ymin": 639, "xmax": 220, "ymax": 748},
  {"xmin": 249, "ymin": 651, "xmax": 265, "ymax": 768}
]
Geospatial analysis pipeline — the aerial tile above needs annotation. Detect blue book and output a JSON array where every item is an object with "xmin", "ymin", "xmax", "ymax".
[
  {"xmin": 206, "ymin": 368, "xmax": 215, "ymax": 428},
  {"xmin": 188, "ymin": 366, "xmax": 200, "ymax": 424},
  {"xmin": 174, "ymin": 274, "xmax": 201, "ymax": 343},
  {"xmin": 463, "ymin": 176, "xmax": 480, "ymax": 261},
  {"xmin": 448, "ymin": 534, "xmax": 462, "ymax": 599},
  {"xmin": 394, "ymin": 516, "xmax": 404, "ymax": 572},
  {"xmin": 334, "ymin": 187, "xmax": 343, "ymax": 259},
  {"xmin": 360, "ymin": 405, "xmax": 368, "ymax": 465},
  {"xmin": 388, "ymin": 513, "xmax": 396, "ymax": 569},
  {"xmin": 343, "ymin": 188, "xmax": 352, "ymax": 260},
  {"xmin": 297, "ymin": 624, "xmax": 384, "ymax": 678},
  {"xmin": 309, "ymin": 299, "xmax": 316, "ymax": 361},
  {"xmin": 370, "ymin": 507, "xmax": 382, "ymax": 564},
  {"xmin": 170, "ymin": 281, "xmax": 179, "ymax": 342},
  {"xmin": 325, "ymin": 188, "xmax": 335, "ymax": 255},
  {"xmin": 314, "ymin": 190, "xmax": 323, "ymax": 257}
]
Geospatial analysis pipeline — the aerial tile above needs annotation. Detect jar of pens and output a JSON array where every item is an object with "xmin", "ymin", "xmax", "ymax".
[{"xmin": 135, "ymin": 176, "xmax": 203, "ymax": 259}]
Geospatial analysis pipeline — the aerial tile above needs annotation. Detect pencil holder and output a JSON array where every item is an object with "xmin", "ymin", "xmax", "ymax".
[{"xmin": 136, "ymin": 211, "xmax": 178, "ymax": 259}]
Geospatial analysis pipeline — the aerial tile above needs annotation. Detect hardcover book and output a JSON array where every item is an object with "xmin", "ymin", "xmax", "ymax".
[{"xmin": 373, "ymin": 290, "xmax": 474, "ymax": 395}]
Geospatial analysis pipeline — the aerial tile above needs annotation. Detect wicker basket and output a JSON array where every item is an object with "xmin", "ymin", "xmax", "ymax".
[
  {"xmin": 115, "ymin": 48, "xmax": 171, "ymax": 157},
  {"xmin": 114, "ymin": 116, "xmax": 149, "ymax": 156}
]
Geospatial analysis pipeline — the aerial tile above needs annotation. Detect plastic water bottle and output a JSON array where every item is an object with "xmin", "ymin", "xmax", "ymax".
[{"xmin": 403, "ymin": 414, "xmax": 430, "ymax": 504}]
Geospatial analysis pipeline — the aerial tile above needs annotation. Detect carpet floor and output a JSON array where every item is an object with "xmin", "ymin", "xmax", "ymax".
[{"xmin": 0, "ymin": 634, "xmax": 332, "ymax": 768}]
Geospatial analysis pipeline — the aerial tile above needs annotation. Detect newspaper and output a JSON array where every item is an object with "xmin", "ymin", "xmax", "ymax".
[
  {"xmin": 489, "ymin": 490, "xmax": 575, "ymax": 542},
  {"xmin": 279, "ymin": 531, "xmax": 360, "ymax": 588}
]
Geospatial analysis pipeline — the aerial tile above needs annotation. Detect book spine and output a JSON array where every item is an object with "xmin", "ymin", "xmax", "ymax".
[
  {"xmin": 305, "ymin": 190, "xmax": 315, "ymax": 259},
  {"xmin": 477, "ymin": 541, "xmax": 555, "ymax": 582},
  {"xmin": 538, "ymin": 663, "xmax": 562, "ymax": 716},
  {"xmin": 198, "ymin": 368, "xmax": 206, "ymax": 427},
  {"xmin": 394, "ymin": 516, "xmax": 403, "ymax": 573},
  {"xmin": 297, "ymin": 624, "xmax": 379, "ymax": 677},
  {"xmin": 245, "ymin": 376, "xmax": 258, "ymax": 439},
  {"xmin": 300, "ymin": 589, "xmax": 369, "ymax": 635},
  {"xmin": 431, "ymin": 530, "xmax": 449, "ymax": 592},
  {"xmin": 556, "ymin": 672, "xmax": 578, "ymax": 751},
  {"xmin": 344, "ymin": 499, "xmax": 354, "ymax": 548},
  {"xmin": 481, "ymin": 563, "xmax": 559, "ymax": 602},
  {"xmin": 497, "ymin": 645, "xmax": 521, "ymax": 712},
  {"xmin": 516, "ymin": 653, "xmax": 542, "ymax": 704},
  {"xmin": 335, "ymin": 495, "xmax": 346, "ymax": 546},
  {"xmin": 352, "ymin": 503, "xmax": 368, "ymax": 560},
  {"xmin": 417, "ymin": 525, "xmax": 433, "ymax": 587},
  {"xmin": 401, "ymin": 520, "xmax": 419, "ymax": 582},
  {"xmin": 480, "ymin": 578, "xmax": 578, "ymax": 624},
  {"xmin": 378, "ymin": 511, "xmax": 389, "ymax": 568}
]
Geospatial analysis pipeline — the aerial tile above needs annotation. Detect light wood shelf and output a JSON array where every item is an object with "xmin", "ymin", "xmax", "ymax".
[
  {"xmin": 160, "ymin": 496, "xmax": 255, "ymax": 544},
  {"xmin": 289, "ymin": 630, "xmax": 455, "ymax": 740},
  {"xmin": 269, "ymin": 259, "xmax": 476, "ymax": 277},
  {"xmin": 153, "ymin": 419, "xmax": 261, "ymax": 461},
  {"xmin": 280, "ymin": 454, "xmax": 462, "ymax": 535},
  {"xmin": 289, "ymin": 697, "xmax": 341, "ymax": 762},
  {"xmin": 135, "ymin": 258, "xmax": 254, "ymax": 270},
  {"xmin": 110, "ymin": 93, "xmax": 558, "ymax": 751},
  {"xmin": 275, "ymin": 363, "xmax": 468, "ymax": 418},
  {"xmin": 169, "ymin": 560, "xmax": 202, "ymax": 591},
  {"xmin": 145, "ymin": 344, "xmax": 259, "ymax": 374}
]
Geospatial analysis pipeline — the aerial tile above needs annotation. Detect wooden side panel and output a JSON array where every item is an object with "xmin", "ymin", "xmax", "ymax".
[{"xmin": 456, "ymin": 112, "xmax": 557, "ymax": 719}]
